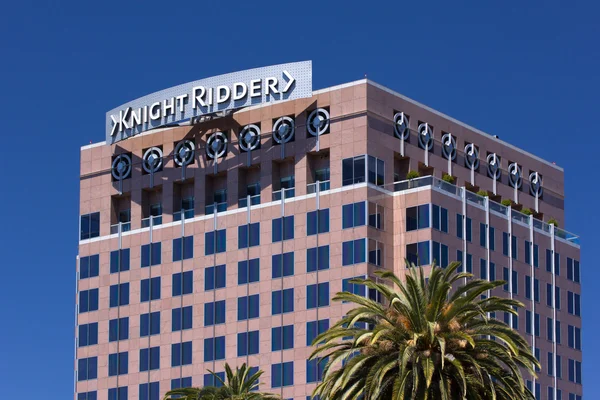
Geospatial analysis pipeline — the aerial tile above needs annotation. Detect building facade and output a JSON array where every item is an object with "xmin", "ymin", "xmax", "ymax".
[{"xmin": 76, "ymin": 66, "xmax": 582, "ymax": 400}]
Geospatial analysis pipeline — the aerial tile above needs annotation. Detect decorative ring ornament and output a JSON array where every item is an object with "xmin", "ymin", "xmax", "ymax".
[
  {"xmin": 487, "ymin": 153, "xmax": 501, "ymax": 180},
  {"xmin": 529, "ymin": 171, "xmax": 543, "ymax": 197},
  {"xmin": 111, "ymin": 154, "xmax": 132, "ymax": 180},
  {"xmin": 508, "ymin": 162, "xmax": 523, "ymax": 189},
  {"xmin": 206, "ymin": 132, "xmax": 228, "ymax": 159},
  {"xmin": 418, "ymin": 123, "xmax": 433, "ymax": 150},
  {"xmin": 441, "ymin": 133, "xmax": 456, "ymax": 160},
  {"xmin": 464, "ymin": 143, "xmax": 480, "ymax": 169},
  {"xmin": 273, "ymin": 116, "xmax": 295, "ymax": 144},
  {"xmin": 174, "ymin": 140, "xmax": 195, "ymax": 166},
  {"xmin": 142, "ymin": 147, "xmax": 163, "ymax": 173},
  {"xmin": 239, "ymin": 124, "xmax": 261, "ymax": 152},
  {"xmin": 393, "ymin": 112, "xmax": 409, "ymax": 140},
  {"xmin": 307, "ymin": 108, "xmax": 330, "ymax": 136}
]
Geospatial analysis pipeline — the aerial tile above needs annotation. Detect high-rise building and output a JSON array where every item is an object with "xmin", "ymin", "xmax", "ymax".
[{"xmin": 76, "ymin": 62, "xmax": 582, "ymax": 400}]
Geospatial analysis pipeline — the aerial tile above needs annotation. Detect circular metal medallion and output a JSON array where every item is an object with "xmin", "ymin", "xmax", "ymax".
[
  {"xmin": 174, "ymin": 140, "xmax": 195, "ymax": 166},
  {"xmin": 142, "ymin": 147, "xmax": 163, "ymax": 173},
  {"xmin": 239, "ymin": 124, "xmax": 261, "ymax": 152},
  {"xmin": 418, "ymin": 123, "xmax": 433, "ymax": 150},
  {"xmin": 464, "ymin": 143, "xmax": 480, "ymax": 169},
  {"xmin": 273, "ymin": 116, "xmax": 295, "ymax": 144},
  {"xmin": 487, "ymin": 153, "xmax": 501, "ymax": 180},
  {"xmin": 393, "ymin": 112, "xmax": 409, "ymax": 140},
  {"xmin": 441, "ymin": 133, "xmax": 456, "ymax": 160},
  {"xmin": 111, "ymin": 154, "xmax": 132, "ymax": 180},
  {"xmin": 508, "ymin": 162, "xmax": 522, "ymax": 189},
  {"xmin": 206, "ymin": 132, "xmax": 228, "ymax": 159},
  {"xmin": 529, "ymin": 171, "xmax": 543, "ymax": 197},
  {"xmin": 307, "ymin": 108, "xmax": 330, "ymax": 136}
]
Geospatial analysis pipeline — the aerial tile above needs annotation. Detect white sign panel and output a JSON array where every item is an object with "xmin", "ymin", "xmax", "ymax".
[{"xmin": 106, "ymin": 61, "xmax": 312, "ymax": 144}]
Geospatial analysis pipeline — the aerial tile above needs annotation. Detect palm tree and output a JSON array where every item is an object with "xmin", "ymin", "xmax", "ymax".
[
  {"xmin": 309, "ymin": 262, "xmax": 540, "ymax": 400},
  {"xmin": 163, "ymin": 363, "xmax": 279, "ymax": 400}
]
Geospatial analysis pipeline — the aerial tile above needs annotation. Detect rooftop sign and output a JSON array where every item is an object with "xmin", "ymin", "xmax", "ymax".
[{"xmin": 106, "ymin": 61, "xmax": 312, "ymax": 144}]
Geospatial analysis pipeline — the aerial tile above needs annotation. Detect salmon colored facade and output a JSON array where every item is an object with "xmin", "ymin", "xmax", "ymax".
[{"xmin": 77, "ymin": 79, "xmax": 582, "ymax": 400}]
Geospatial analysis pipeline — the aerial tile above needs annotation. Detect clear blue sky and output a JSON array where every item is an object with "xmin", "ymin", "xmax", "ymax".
[{"xmin": 0, "ymin": 0, "xmax": 597, "ymax": 397}]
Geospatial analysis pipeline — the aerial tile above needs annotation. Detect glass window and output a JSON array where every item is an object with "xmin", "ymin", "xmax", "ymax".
[
  {"xmin": 140, "ymin": 311, "xmax": 160, "ymax": 337},
  {"xmin": 171, "ymin": 377, "xmax": 192, "ymax": 390},
  {"xmin": 205, "ymin": 229, "xmax": 226, "ymax": 255},
  {"xmin": 139, "ymin": 382, "xmax": 159, "ymax": 400},
  {"xmin": 431, "ymin": 241, "xmax": 448, "ymax": 268},
  {"xmin": 342, "ymin": 201, "xmax": 366, "ymax": 229},
  {"xmin": 108, "ymin": 352, "xmax": 128, "ymax": 376},
  {"xmin": 342, "ymin": 155, "xmax": 366, "ymax": 186},
  {"xmin": 533, "ymin": 244, "xmax": 539, "ymax": 267},
  {"xmin": 172, "ymin": 306, "xmax": 193, "ymax": 331},
  {"xmin": 239, "ymin": 223, "xmax": 260, "ymax": 249},
  {"xmin": 406, "ymin": 241, "xmax": 430, "ymax": 266},
  {"xmin": 307, "ymin": 357, "xmax": 328, "ymax": 383},
  {"xmin": 457, "ymin": 213, "xmax": 463, "ymax": 238},
  {"xmin": 237, "ymin": 294, "xmax": 260, "ymax": 320},
  {"xmin": 272, "ymin": 216, "xmax": 294, "ymax": 242},
  {"xmin": 107, "ymin": 387, "xmax": 127, "ymax": 400},
  {"xmin": 525, "ymin": 240, "xmax": 531, "ymax": 265},
  {"xmin": 108, "ymin": 317, "xmax": 128, "ymax": 342},
  {"xmin": 272, "ymin": 325, "xmax": 294, "ymax": 351},
  {"xmin": 307, "ymin": 209, "xmax": 330, "ymax": 235},
  {"xmin": 80, "ymin": 254, "xmax": 100, "ymax": 279},
  {"xmin": 141, "ymin": 242, "xmax": 161, "ymax": 267},
  {"xmin": 480, "ymin": 223, "xmax": 486, "ymax": 248},
  {"xmin": 205, "ymin": 265, "xmax": 226, "ymax": 291},
  {"xmin": 204, "ymin": 336, "xmax": 225, "ymax": 361},
  {"xmin": 406, "ymin": 204, "xmax": 429, "ymax": 231},
  {"xmin": 109, "ymin": 283, "xmax": 130, "ymax": 307},
  {"xmin": 342, "ymin": 239, "xmax": 366, "ymax": 266},
  {"xmin": 173, "ymin": 271, "xmax": 193, "ymax": 296},
  {"xmin": 238, "ymin": 259, "xmax": 260, "ymax": 284},
  {"xmin": 307, "ymin": 246, "xmax": 329, "ymax": 272},
  {"xmin": 307, "ymin": 282, "xmax": 329, "ymax": 309},
  {"xmin": 204, "ymin": 372, "xmax": 226, "ymax": 388},
  {"xmin": 139, "ymin": 347, "xmax": 160, "ymax": 371},
  {"xmin": 78, "ymin": 322, "xmax": 98, "ymax": 347},
  {"xmin": 368, "ymin": 202, "xmax": 384, "ymax": 230},
  {"xmin": 466, "ymin": 218, "xmax": 472, "ymax": 242},
  {"xmin": 173, "ymin": 236, "xmax": 194, "ymax": 261},
  {"xmin": 77, "ymin": 392, "xmax": 98, "ymax": 400},
  {"xmin": 367, "ymin": 155, "xmax": 385, "ymax": 186},
  {"xmin": 204, "ymin": 300, "xmax": 226, "ymax": 326},
  {"xmin": 271, "ymin": 362, "xmax": 294, "ymax": 388},
  {"xmin": 432, "ymin": 204, "xmax": 448, "ymax": 233},
  {"xmin": 79, "ymin": 289, "xmax": 98, "ymax": 313},
  {"xmin": 511, "ymin": 235, "xmax": 517, "ymax": 260},
  {"xmin": 171, "ymin": 342, "xmax": 192, "ymax": 367},
  {"xmin": 272, "ymin": 252, "xmax": 294, "ymax": 278},
  {"xmin": 141, "ymin": 277, "xmax": 161, "ymax": 302},
  {"xmin": 77, "ymin": 357, "xmax": 98, "ymax": 381},
  {"xmin": 368, "ymin": 239, "xmax": 383, "ymax": 266},
  {"xmin": 272, "ymin": 288, "xmax": 294, "ymax": 315},
  {"xmin": 109, "ymin": 249, "xmax": 129, "ymax": 274},
  {"xmin": 80, "ymin": 212, "xmax": 100, "ymax": 240},
  {"xmin": 237, "ymin": 331, "xmax": 260, "ymax": 356},
  {"xmin": 342, "ymin": 277, "xmax": 366, "ymax": 300},
  {"xmin": 306, "ymin": 319, "xmax": 329, "ymax": 346}
]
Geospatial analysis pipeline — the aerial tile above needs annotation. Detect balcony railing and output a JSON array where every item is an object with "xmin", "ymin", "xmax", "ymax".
[
  {"xmin": 173, "ymin": 209, "xmax": 194, "ymax": 222},
  {"xmin": 141, "ymin": 215, "xmax": 162, "ymax": 228},
  {"xmin": 238, "ymin": 195, "xmax": 261, "ymax": 208},
  {"xmin": 110, "ymin": 222, "xmax": 131, "ymax": 234},
  {"xmin": 391, "ymin": 175, "xmax": 579, "ymax": 247},
  {"xmin": 205, "ymin": 202, "xmax": 227, "ymax": 215},
  {"xmin": 393, "ymin": 176, "xmax": 433, "ymax": 191},
  {"xmin": 272, "ymin": 188, "xmax": 295, "ymax": 201},
  {"xmin": 306, "ymin": 180, "xmax": 331, "ymax": 194}
]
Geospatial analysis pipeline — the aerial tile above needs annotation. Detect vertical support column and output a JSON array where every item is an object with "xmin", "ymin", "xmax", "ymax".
[
  {"xmin": 507, "ymin": 207, "xmax": 514, "ymax": 329},
  {"xmin": 485, "ymin": 197, "xmax": 490, "ymax": 298},
  {"xmin": 278, "ymin": 188, "xmax": 286, "ymax": 398},
  {"xmin": 461, "ymin": 187, "xmax": 467, "ymax": 285},
  {"xmin": 245, "ymin": 195, "xmax": 252, "ymax": 367},
  {"xmin": 529, "ymin": 216, "xmax": 536, "ymax": 390},
  {"xmin": 550, "ymin": 224, "xmax": 558, "ymax": 399}
]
